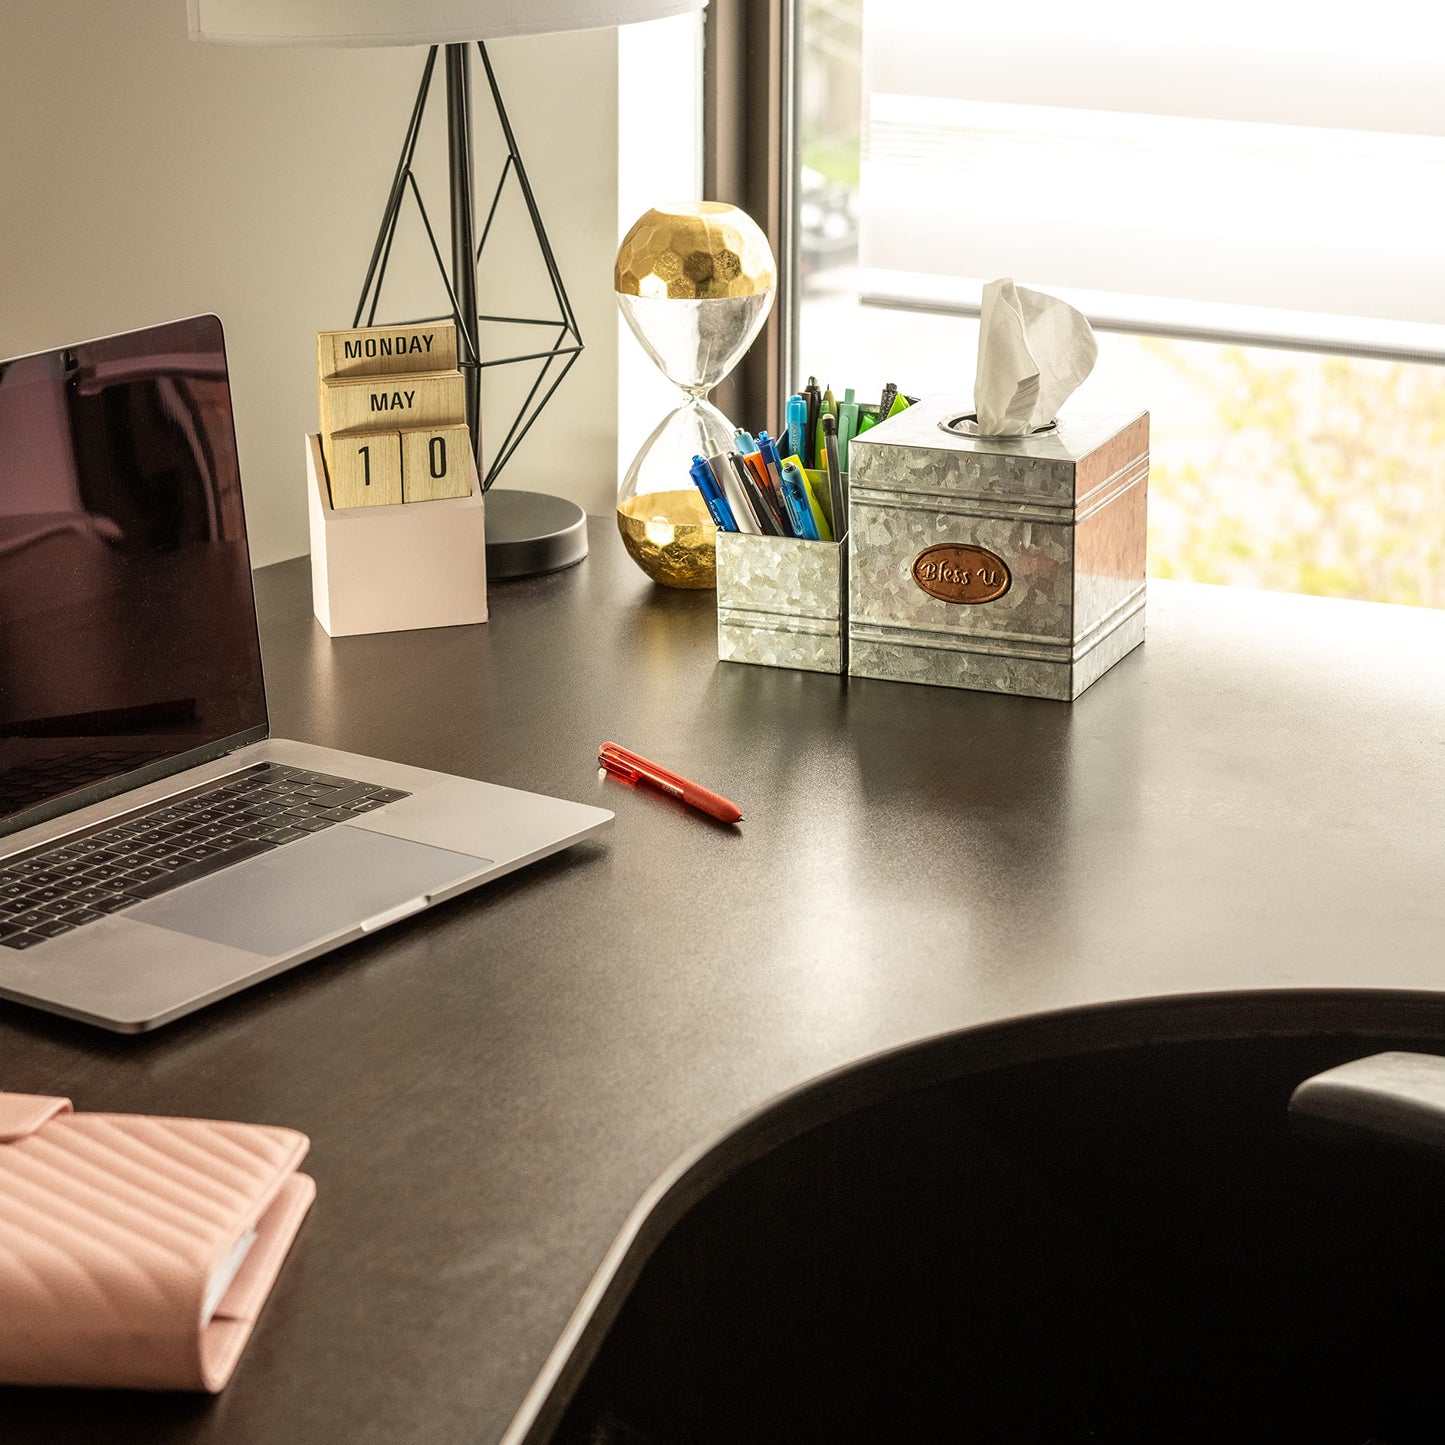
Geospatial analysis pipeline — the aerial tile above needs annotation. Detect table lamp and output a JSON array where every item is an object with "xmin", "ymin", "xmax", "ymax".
[{"xmin": 188, "ymin": 0, "xmax": 705, "ymax": 578}]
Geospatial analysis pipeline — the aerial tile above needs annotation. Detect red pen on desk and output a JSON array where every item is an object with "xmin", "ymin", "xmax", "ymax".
[{"xmin": 598, "ymin": 742, "xmax": 743, "ymax": 824}]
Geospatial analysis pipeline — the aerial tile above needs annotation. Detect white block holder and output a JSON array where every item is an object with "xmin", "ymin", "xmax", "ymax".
[{"xmin": 305, "ymin": 432, "xmax": 488, "ymax": 637}]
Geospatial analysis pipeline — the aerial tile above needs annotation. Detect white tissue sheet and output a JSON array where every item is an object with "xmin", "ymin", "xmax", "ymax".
[{"xmin": 974, "ymin": 278, "xmax": 1098, "ymax": 436}]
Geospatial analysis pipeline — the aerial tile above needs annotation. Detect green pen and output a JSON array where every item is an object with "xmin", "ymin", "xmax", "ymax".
[
  {"xmin": 801, "ymin": 468, "xmax": 834, "ymax": 542},
  {"xmin": 856, "ymin": 407, "xmax": 879, "ymax": 435},
  {"xmin": 837, "ymin": 401, "xmax": 859, "ymax": 471}
]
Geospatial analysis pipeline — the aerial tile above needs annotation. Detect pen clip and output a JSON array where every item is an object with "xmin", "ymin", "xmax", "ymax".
[
  {"xmin": 598, "ymin": 745, "xmax": 640, "ymax": 783},
  {"xmin": 600, "ymin": 742, "xmax": 682, "ymax": 793}
]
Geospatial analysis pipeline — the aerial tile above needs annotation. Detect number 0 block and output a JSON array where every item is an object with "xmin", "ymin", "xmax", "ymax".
[
  {"xmin": 328, "ymin": 431, "xmax": 402, "ymax": 509},
  {"xmin": 402, "ymin": 424, "xmax": 473, "ymax": 502}
]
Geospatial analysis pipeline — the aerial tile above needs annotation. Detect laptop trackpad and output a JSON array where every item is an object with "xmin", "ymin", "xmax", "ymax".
[{"xmin": 130, "ymin": 825, "xmax": 491, "ymax": 957}]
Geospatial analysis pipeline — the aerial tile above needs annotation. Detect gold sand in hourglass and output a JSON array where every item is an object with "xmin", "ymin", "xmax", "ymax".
[{"xmin": 616, "ymin": 490, "xmax": 717, "ymax": 589}]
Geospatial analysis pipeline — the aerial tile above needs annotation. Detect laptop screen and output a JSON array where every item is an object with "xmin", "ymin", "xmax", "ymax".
[{"xmin": 0, "ymin": 315, "xmax": 268, "ymax": 837}]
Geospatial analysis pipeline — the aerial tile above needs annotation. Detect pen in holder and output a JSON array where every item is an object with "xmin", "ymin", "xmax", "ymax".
[{"xmin": 715, "ymin": 473, "xmax": 847, "ymax": 675}]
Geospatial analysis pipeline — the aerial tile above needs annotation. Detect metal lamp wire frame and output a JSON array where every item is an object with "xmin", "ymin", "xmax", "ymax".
[{"xmin": 352, "ymin": 41, "xmax": 584, "ymax": 491}]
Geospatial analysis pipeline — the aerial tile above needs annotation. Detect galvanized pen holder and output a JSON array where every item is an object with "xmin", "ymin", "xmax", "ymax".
[{"xmin": 716, "ymin": 525, "xmax": 848, "ymax": 675}]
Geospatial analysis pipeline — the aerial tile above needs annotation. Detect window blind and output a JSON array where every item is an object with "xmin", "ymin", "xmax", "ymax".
[{"xmin": 859, "ymin": 0, "xmax": 1445, "ymax": 361}]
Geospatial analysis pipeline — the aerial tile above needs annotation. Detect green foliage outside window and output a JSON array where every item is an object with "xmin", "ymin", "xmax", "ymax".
[{"xmin": 1147, "ymin": 344, "xmax": 1445, "ymax": 608}]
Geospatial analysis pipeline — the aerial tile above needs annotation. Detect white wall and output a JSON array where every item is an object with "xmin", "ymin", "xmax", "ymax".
[{"xmin": 0, "ymin": 1, "xmax": 620, "ymax": 566}]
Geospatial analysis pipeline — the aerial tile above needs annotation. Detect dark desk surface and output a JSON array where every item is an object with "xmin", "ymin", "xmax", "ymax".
[{"xmin": 4, "ymin": 518, "xmax": 1445, "ymax": 1442}]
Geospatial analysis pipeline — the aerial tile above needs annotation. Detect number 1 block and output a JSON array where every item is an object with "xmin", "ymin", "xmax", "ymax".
[
  {"xmin": 402, "ymin": 424, "xmax": 473, "ymax": 502},
  {"xmin": 328, "ymin": 431, "xmax": 403, "ymax": 508}
]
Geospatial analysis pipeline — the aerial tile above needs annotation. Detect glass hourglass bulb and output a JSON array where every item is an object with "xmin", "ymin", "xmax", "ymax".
[{"xmin": 614, "ymin": 203, "xmax": 776, "ymax": 588}]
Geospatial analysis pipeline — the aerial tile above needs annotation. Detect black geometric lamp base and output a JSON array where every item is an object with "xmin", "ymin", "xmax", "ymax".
[
  {"xmin": 484, "ymin": 490, "xmax": 588, "ymax": 580},
  {"xmin": 356, "ymin": 41, "xmax": 588, "ymax": 582}
]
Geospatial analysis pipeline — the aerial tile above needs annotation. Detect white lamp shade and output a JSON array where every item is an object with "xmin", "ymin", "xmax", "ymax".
[{"xmin": 187, "ymin": 0, "xmax": 706, "ymax": 45}]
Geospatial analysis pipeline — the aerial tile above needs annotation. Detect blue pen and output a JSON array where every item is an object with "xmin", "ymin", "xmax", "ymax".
[
  {"xmin": 786, "ymin": 394, "xmax": 808, "ymax": 460},
  {"xmin": 732, "ymin": 429, "xmax": 758, "ymax": 455},
  {"xmin": 689, "ymin": 455, "xmax": 736, "ymax": 531},
  {"xmin": 779, "ymin": 461, "xmax": 821, "ymax": 541}
]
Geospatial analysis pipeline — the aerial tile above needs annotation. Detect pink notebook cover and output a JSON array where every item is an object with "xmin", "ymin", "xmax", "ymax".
[{"xmin": 0, "ymin": 1091, "xmax": 314, "ymax": 1392}]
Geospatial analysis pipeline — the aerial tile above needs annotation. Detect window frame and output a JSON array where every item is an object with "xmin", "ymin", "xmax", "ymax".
[{"xmin": 703, "ymin": 0, "xmax": 799, "ymax": 433}]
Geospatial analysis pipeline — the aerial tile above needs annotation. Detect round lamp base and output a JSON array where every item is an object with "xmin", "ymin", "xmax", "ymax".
[{"xmin": 484, "ymin": 490, "xmax": 589, "ymax": 580}]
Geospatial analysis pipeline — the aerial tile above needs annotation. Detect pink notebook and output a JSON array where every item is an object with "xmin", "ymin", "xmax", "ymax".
[{"xmin": 0, "ymin": 1091, "xmax": 314, "ymax": 1391}]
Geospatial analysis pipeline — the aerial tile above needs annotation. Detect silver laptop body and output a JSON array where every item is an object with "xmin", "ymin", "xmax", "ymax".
[{"xmin": 0, "ymin": 316, "xmax": 611, "ymax": 1032}]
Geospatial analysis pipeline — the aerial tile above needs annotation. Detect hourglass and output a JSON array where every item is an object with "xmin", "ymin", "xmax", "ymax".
[{"xmin": 614, "ymin": 203, "xmax": 775, "ymax": 588}]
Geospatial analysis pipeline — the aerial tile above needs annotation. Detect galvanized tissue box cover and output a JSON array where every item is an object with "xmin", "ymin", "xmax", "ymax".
[
  {"xmin": 847, "ymin": 400, "xmax": 1148, "ymax": 701},
  {"xmin": 716, "ymin": 532, "xmax": 846, "ymax": 674}
]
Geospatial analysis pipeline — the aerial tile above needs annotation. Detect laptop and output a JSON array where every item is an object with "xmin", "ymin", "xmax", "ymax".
[{"xmin": 0, "ymin": 314, "xmax": 612, "ymax": 1032}]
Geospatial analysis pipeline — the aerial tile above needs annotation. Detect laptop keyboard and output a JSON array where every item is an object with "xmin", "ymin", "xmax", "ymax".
[
  {"xmin": 0, "ymin": 748, "xmax": 173, "ymax": 815},
  {"xmin": 0, "ymin": 764, "xmax": 410, "ymax": 951}
]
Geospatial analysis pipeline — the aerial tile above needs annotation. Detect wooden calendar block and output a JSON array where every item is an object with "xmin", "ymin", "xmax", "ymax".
[
  {"xmin": 321, "ymin": 369, "xmax": 465, "ymax": 436},
  {"xmin": 326, "ymin": 430, "xmax": 402, "ymax": 509},
  {"xmin": 316, "ymin": 326, "xmax": 458, "ymax": 444},
  {"xmin": 317, "ymin": 322, "xmax": 458, "ymax": 381},
  {"xmin": 320, "ymin": 370, "xmax": 465, "ymax": 473},
  {"xmin": 401, "ymin": 424, "xmax": 473, "ymax": 502}
]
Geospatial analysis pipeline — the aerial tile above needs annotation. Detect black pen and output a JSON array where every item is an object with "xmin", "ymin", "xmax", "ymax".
[
  {"xmin": 878, "ymin": 380, "xmax": 898, "ymax": 420},
  {"xmin": 803, "ymin": 376, "xmax": 820, "ymax": 469},
  {"xmin": 822, "ymin": 413, "xmax": 846, "ymax": 542},
  {"xmin": 737, "ymin": 455, "xmax": 785, "ymax": 536},
  {"xmin": 752, "ymin": 445, "xmax": 794, "ymax": 536},
  {"xmin": 728, "ymin": 451, "xmax": 788, "ymax": 536}
]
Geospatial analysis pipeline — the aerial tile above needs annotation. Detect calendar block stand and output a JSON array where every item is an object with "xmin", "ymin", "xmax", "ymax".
[{"xmin": 306, "ymin": 433, "xmax": 488, "ymax": 637}]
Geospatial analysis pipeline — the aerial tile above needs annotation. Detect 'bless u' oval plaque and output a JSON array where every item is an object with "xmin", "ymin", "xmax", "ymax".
[{"xmin": 911, "ymin": 543, "xmax": 1011, "ymax": 604}]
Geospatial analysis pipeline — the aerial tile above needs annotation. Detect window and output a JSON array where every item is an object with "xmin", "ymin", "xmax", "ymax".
[{"xmin": 796, "ymin": 0, "xmax": 1445, "ymax": 607}]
